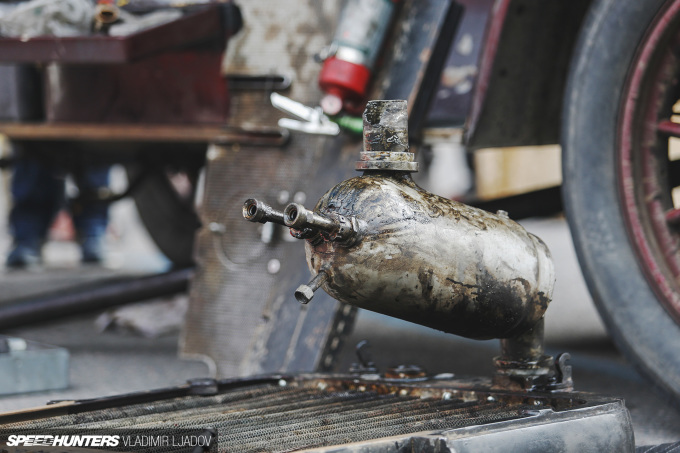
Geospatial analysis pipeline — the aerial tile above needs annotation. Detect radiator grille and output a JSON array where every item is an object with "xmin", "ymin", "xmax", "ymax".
[{"xmin": 4, "ymin": 382, "xmax": 534, "ymax": 452}]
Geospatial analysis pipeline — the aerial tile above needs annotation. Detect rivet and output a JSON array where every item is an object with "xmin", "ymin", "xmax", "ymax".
[
  {"xmin": 208, "ymin": 222, "xmax": 226, "ymax": 234},
  {"xmin": 293, "ymin": 191, "xmax": 307, "ymax": 204},
  {"xmin": 207, "ymin": 146, "xmax": 222, "ymax": 161},
  {"xmin": 267, "ymin": 259, "xmax": 281, "ymax": 274},
  {"xmin": 277, "ymin": 190, "xmax": 290, "ymax": 204}
]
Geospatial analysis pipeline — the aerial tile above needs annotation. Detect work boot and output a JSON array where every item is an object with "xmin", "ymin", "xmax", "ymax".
[{"xmin": 5, "ymin": 241, "xmax": 41, "ymax": 269}]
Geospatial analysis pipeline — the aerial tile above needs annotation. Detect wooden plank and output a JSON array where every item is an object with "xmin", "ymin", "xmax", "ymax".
[{"xmin": 0, "ymin": 123, "xmax": 286, "ymax": 145}]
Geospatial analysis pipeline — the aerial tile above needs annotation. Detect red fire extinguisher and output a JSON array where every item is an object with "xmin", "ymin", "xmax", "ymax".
[{"xmin": 318, "ymin": 0, "xmax": 398, "ymax": 116}]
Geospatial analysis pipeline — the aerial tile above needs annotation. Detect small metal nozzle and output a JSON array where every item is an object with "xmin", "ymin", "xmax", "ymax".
[
  {"xmin": 295, "ymin": 271, "xmax": 328, "ymax": 304},
  {"xmin": 357, "ymin": 100, "xmax": 418, "ymax": 172},
  {"xmin": 243, "ymin": 199, "xmax": 286, "ymax": 226},
  {"xmin": 284, "ymin": 203, "xmax": 358, "ymax": 244},
  {"xmin": 284, "ymin": 203, "xmax": 336, "ymax": 232}
]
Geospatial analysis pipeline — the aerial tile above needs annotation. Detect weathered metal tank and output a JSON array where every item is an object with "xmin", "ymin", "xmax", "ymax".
[{"xmin": 244, "ymin": 99, "xmax": 554, "ymax": 341}]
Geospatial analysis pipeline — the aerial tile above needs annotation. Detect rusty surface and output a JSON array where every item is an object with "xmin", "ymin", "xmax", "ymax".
[
  {"xmin": 499, "ymin": 317, "xmax": 546, "ymax": 363},
  {"xmin": 362, "ymin": 100, "xmax": 409, "ymax": 153},
  {"xmin": 0, "ymin": 373, "xmax": 634, "ymax": 453},
  {"xmin": 492, "ymin": 319, "xmax": 571, "ymax": 392},
  {"xmin": 305, "ymin": 172, "xmax": 554, "ymax": 340},
  {"xmin": 358, "ymin": 99, "xmax": 419, "ymax": 172},
  {"xmin": 0, "ymin": 372, "xmax": 606, "ymax": 424},
  {"xmin": 0, "ymin": 4, "xmax": 229, "ymax": 64},
  {"xmin": 301, "ymin": 374, "xmax": 583, "ymax": 408}
]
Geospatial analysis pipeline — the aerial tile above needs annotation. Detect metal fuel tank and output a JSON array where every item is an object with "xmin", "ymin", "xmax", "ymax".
[{"xmin": 244, "ymin": 100, "xmax": 554, "ymax": 341}]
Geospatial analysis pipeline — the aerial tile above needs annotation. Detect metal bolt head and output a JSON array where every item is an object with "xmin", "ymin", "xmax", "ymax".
[
  {"xmin": 209, "ymin": 222, "xmax": 226, "ymax": 234},
  {"xmin": 293, "ymin": 191, "xmax": 307, "ymax": 204},
  {"xmin": 295, "ymin": 284, "xmax": 315, "ymax": 304},
  {"xmin": 277, "ymin": 190, "xmax": 290, "ymax": 205},
  {"xmin": 207, "ymin": 145, "xmax": 222, "ymax": 161}
]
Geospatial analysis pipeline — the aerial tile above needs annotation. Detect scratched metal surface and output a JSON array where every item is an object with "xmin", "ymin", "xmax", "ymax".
[
  {"xmin": 181, "ymin": 0, "xmax": 458, "ymax": 377},
  {"xmin": 180, "ymin": 0, "xmax": 350, "ymax": 377}
]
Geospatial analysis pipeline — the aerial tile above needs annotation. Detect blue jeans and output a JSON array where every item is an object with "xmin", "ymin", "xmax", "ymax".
[{"xmin": 9, "ymin": 157, "xmax": 110, "ymax": 245}]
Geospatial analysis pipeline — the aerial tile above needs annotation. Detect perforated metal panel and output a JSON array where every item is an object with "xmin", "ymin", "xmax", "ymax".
[
  {"xmin": 181, "ymin": 0, "xmax": 460, "ymax": 377},
  {"xmin": 180, "ymin": 0, "xmax": 355, "ymax": 377},
  {"xmin": 1, "ymin": 376, "xmax": 635, "ymax": 453}
]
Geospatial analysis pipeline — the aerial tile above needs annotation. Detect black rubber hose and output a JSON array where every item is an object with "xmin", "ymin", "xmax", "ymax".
[{"xmin": 0, "ymin": 268, "xmax": 193, "ymax": 330}]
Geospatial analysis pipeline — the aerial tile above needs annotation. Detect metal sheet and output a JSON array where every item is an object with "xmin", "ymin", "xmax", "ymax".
[
  {"xmin": 0, "ymin": 336, "xmax": 69, "ymax": 396},
  {"xmin": 182, "ymin": 0, "xmax": 460, "ymax": 377},
  {"xmin": 464, "ymin": 0, "xmax": 591, "ymax": 149},
  {"xmin": 425, "ymin": 0, "xmax": 495, "ymax": 127},
  {"xmin": 374, "ymin": 0, "xmax": 462, "ymax": 136},
  {"xmin": 181, "ymin": 0, "xmax": 348, "ymax": 378}
]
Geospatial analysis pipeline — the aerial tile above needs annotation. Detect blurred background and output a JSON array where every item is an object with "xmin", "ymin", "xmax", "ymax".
[{"xmin": 0, "ymin": 0, "xmax": 679, "ymax": 449}]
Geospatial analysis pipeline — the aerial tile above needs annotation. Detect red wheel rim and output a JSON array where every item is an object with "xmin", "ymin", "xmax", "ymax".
[{"xmin": 619, "ymin": 0, "xmax": 680, "ymax": 323}]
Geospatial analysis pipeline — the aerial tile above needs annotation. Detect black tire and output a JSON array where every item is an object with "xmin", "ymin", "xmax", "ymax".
[
  {"xmin": 126, "ymin": 165, "xmax": 201, "ymax": 268},
  {"xmin": 563, "ymin": 0, "xmax": 680, "ymax": 402}
]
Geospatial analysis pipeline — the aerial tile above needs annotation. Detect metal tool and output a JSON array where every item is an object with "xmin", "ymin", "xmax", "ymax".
[{"xmin": 270, "ymin": 92, "xmax": 340, "ymax": 136}]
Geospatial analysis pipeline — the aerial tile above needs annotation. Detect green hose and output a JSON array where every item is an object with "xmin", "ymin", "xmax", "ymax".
[{"xmin": 332, "ymin": 115, "xmax": 363, "ymax": 135}]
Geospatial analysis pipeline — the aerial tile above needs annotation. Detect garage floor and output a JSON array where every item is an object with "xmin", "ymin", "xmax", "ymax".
[{"xmin": 0, "ymin": 170, "xmax": 678, "ymax": 447}]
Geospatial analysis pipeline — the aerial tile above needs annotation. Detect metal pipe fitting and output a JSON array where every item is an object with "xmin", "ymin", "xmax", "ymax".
[
  {"xmin": 294, "ymin": 270, "xmax": 329, "ymax": 304},
  {"xmin": 284, "ymin": 203, "xmax": 336, "ymax": 232},
  {"xmin": 284, "ymin": 203, "xmax": 357, "ymax": 244},
  {"xmin": 243, "ymin": 198, "xmax": 287, "ymax": 226},
  {"xmin": 493, "ymin": 319, "xmax": 574, "ymax": 392},
  {"xmin": 356, "ymin": 100, "xmax": 418, "ymax": 172}
]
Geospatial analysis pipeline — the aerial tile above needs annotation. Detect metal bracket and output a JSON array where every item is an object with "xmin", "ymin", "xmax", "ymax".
[{"xmin": 271, "ymin": 92, "xmax": 340, "ymax": 136}]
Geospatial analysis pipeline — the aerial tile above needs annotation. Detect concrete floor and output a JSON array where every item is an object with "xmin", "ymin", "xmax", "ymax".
[{"xmin": 0, "ymin": 166, "xmax": 678, "ymax": 447}]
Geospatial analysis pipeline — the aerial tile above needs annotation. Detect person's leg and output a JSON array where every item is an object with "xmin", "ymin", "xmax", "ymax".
[
  {"xmin": 71, "ymin": 165, "xmax": 110, "ymax": 263},
  {"xmin": 7, "ymin": 156, "xmax": 64, "ymax": 267}
]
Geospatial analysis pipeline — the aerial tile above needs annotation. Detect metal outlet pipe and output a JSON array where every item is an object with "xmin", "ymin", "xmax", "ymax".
[{"xmin": 0, "ymin": 268, "xmax": 193, "ymax": 330}]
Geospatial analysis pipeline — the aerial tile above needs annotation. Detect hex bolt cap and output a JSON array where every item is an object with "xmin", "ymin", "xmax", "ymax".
[{"xmin": 295, "ymin": 285, "xmax": 315, "ymax": 304}]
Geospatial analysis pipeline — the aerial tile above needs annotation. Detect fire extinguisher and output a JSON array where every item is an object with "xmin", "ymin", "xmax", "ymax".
[{"xmin": 318, "ymin": 0, "xmax": 398, "ymax": 116}]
